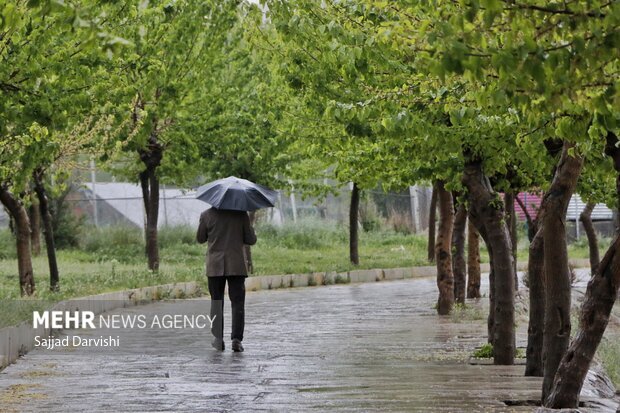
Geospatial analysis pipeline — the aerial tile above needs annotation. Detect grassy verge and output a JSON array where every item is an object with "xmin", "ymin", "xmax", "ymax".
[
  {"xmin": 0, "ymin": 221, "xmax": 436, "ymax": 301},
  {"xmin": 0, "ymin": 220, "xmax": 609, "ymax": 303}
]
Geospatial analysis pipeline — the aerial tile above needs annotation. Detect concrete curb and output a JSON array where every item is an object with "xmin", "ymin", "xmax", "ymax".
[
  {"xmin": 0, "ymin": 281, "xmax": 200, "ymax": 370},
  {"xmin": 244, "ymin": 259, "xmax": 590, "ymax": 292}
]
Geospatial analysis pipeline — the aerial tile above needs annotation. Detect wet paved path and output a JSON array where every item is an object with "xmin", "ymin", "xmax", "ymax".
[{"xmin": 0, "ymin": 276, "xmax": 615, "ymax": 412}]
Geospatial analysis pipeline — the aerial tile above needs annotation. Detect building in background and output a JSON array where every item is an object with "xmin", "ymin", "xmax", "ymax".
[
  {"xmin": 72, "ymin": 183, "xmax": 208, "ymax": 229},
  {"xmin": 514, "ymin": 192, "xmax": 615, "ymax": 239}
]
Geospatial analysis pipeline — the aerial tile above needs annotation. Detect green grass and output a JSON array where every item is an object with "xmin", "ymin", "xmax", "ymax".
[
  {"xmin": 567, "ymin": 236, "xmax": 612, "ymax": 261},
  {"xmin": 0, "ymin": 300, "xmax": 56, "ymax": 329},
  {"xmin": 252, "ymin": 223, "xmax": 431, "ymax": 275},
  {"xmin": 0, "ymin": 230, "xmax": 16, "ymax": 260},
  {"xmin": 598, "ymin": 336, "xmax": 620, "ymax": 388},
  {"xmin": 0, "ymin": 220, "xmax": 609, "ymax": 304},
  {"xmin": 0, "ymin": 253, "xmax": 206, "ymax": 299},
  {"xmin": 473, "ymin": 343, "xmax": 494, "ymax": 358},
  {"xmin": 0, "ymin": 220, "xmax": 436, "ymax": 302},
  {"xmin": 0, "ymin": 253, "xmax": 207, "ymax": 328},
  {"xmin": 472, "ymin": 343, "xmax": 526, "ymax": 359}
]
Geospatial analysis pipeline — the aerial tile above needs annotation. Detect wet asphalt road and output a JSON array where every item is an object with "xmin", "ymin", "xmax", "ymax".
[{"xmin": 0, "ymin": 275, "xmax": 612, "ymax": 412}]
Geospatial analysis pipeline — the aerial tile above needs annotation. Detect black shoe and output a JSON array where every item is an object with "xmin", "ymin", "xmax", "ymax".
[
  {"xmin": 232, "ymin": 339, "xmax": 244, "ymax": 352},
  {"xmin": 212, "ymin": 339, "xmax": 225, "ymax": 351}
]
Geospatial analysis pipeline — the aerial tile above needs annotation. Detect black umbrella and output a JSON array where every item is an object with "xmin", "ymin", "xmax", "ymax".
[{"xmin": 196, "ymin": 176, "xmax": 277, "ymax": 211}]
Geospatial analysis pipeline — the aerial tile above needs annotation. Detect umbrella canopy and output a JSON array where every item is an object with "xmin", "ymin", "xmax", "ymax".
[{"xmin": 196, "ymin": 176, "xmax": 277, "ymax": 211}]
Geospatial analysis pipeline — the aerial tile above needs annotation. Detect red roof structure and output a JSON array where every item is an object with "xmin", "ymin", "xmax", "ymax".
[{"xmin": 514, "ymin": 193, "xmax": 542, "ymax": 222}]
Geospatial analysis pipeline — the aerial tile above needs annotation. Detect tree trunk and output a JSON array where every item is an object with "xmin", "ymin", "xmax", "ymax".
[
  {"xmin": 466, "ymin": 220, "xmax": 481, "ymax": 299},
  {"xmin": 452, "ymin": 202, "xmax": 467, "ymax": 304},
  {"xmin": 541, "ymin": 141, "xmax": 583, "ymax": 401},
  {"xmin": 525, "ymin": 227, "xmax": 545, "ymax": 376},
  {"xmin": 580, "ymin": 202, "xmax": 600, "ymax": 274},
  {"xmin": 138, "ymin": 133, "xmax": 163, "ymax": 272},
  {"xmin": 487, "ymin": 248, "xmax": 496, "ymax": 345},
  {"xmin": 29, "ymin": 199, "xmax": 41, "ymax": 256},
  {"xmin": 545, "ymin": 132, "xmax": 620, "ymax": 408},
  {"xmin": 0, "ymin": 186, "xmax": 35, "ymax": 296},
  {"xmin": 516, "ymin": 195, "xmax": 538, "ymax": 242},
  {"xmin": 48, "ymin": 183, "xmax": 72, "ymax": 236},
  {"xmin": 504, "ymin": 192, "xmax": 519, "ymax": 290},
  {"xmin": 140, "ymin": 167, "xmax": 160, "ymax": 271},
  {"xmin": 428, "ymin": 183, "xmax": 438, "ymax": 262},
  {"xmin": 525, "ymin": 141, "xmax": 574, "ymax": 378},
  {"xmin": 33, "ymin": 172, "xmax": 60, "ymax": 292},
  {"xmin": 462, "ymin": 158, "xmax": 515, "ymax": 365},
  {"xmin": 435, "ymin": 181, "xmax": 454, "ymax": 315},
  {"xmin": 471, "ymin": 220, "xmax": 495, "ymax": 343},
  {"xmin": 244, "ymin": 211, "xmax": 257, "ymax": 274},
  {"xmin": 545, "ymin": 236, "xmax": 620, "ymax": 408},
  {"xmin": 349, "ymin": 182, "xmax": 360, "ymax": 265}
]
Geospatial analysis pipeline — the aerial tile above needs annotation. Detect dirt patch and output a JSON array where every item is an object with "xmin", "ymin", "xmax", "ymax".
[
  {"xmin": 0, "ymin": 383, "xmax": 47, "ymax": 407},
  {"xmin": 20, "ymin": 369, "xmax": 61, "ymax": 379}
]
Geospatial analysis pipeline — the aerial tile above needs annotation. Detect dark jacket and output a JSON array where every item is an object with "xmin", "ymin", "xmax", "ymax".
[{"xmin": 196, "ymin": 208, "xmax": 257, "ymax": 277}]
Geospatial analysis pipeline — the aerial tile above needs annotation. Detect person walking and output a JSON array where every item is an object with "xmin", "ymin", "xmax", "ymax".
[{"xmin": 196, "ymin": 207, "xmax": 257, "ymax": 352}]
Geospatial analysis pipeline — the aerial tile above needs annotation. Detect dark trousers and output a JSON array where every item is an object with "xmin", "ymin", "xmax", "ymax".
[{"xmin": 208, "ymin": 276, "xmax": 246, "ymax": 341}]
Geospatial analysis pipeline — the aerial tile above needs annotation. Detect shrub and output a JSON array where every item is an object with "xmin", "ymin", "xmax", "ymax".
[
  {"xmin": 473, "ymin": 343, "xmax": 494, "ymax": 358},
  {"xmin": 52, "ymin": 204, "xmax": 85, "ymax": 249},
  {"xmin": 159, "ymin": 226, "xmax": 196, "ymax": 247},
  {"xmin": 49, "ymin": 183, "xmax": 86, "ymax": 249},
  {"xmin": 386, "ymin": 209, "xmax": 412, "ymax": 234},
  {"xmin": 361, "ymin": 216, "xmax": 382, "ymax": 232},
  {"xmin": 359, "ymin": 196, "xmax": 383, "ymax": 232},
  {"xmin": 255, "ymin": 218, "xmax": 347, "ymax": 249},
  {"xmin": 79, "ymin": 226, "xmax": 143, "ymax": 262},
  {"xmin": 334, "ymin": 273, "xmax": 350, "ymax": 284}
]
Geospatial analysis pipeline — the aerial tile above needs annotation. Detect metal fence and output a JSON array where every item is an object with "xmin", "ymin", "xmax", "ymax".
[
  {"xmin": 269, "ymin": 185, "xmax": 432, "ymax": 232},
  {"xmin": 0, "ymin": 182, "xmax": 434, "ymax": 233},
  {"xmin": 1, "ymin": 181, "xmax": 615, "ymax": 240}
]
